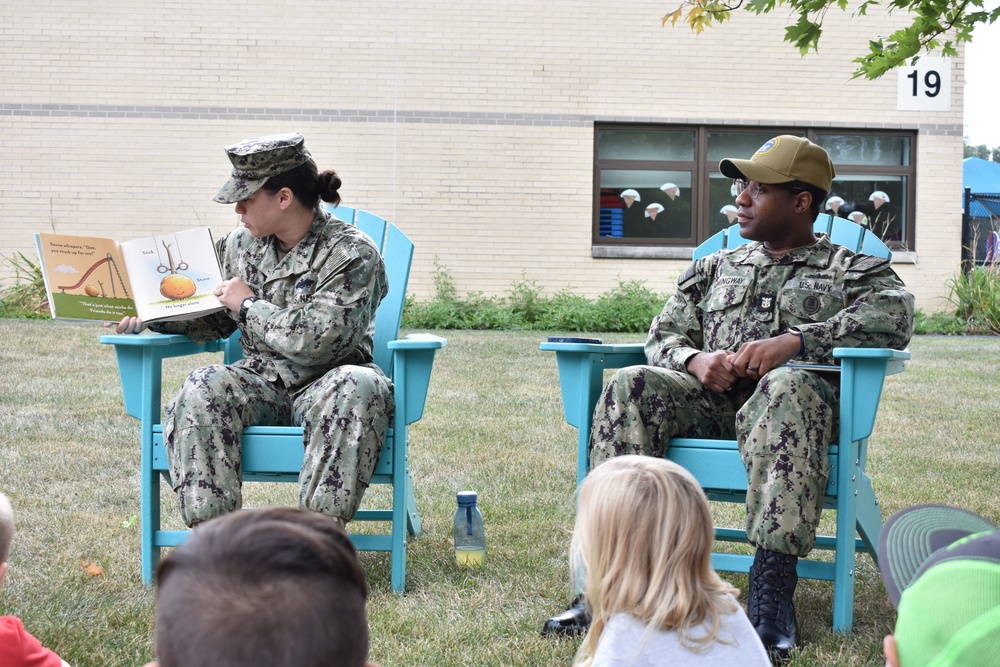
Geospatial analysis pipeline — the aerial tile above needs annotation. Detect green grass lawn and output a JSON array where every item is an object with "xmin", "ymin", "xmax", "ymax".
[{"xmin": 1, "ymin": 320, "xmax": 998, "ymax": 666}]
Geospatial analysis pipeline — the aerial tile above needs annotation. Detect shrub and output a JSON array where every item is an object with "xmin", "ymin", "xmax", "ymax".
[
  {"xmin": 591, "ymin": 279, "xmax": 664, "ymax": 333},
  {"xmin": 946, "ymin": 266, "xmax": 1000, "ymax": 335},
  {"xmin": 401, "ymin": 263, "xmax": 1000, "ymax": 337},
  {"xmin": 507, "ymin": 275, "xmax": 547, "ymax": 323},
  {"xmin": 0, "ymin": 252, "xmax": 49, "ymax": 319},
  {"xmin": 401, "ymin": 266, "xmax": 668, "ymax": 333},
  {"xmin": 540, "ymin": 290, "xmax": 597, "ymax": 332},
  {"xmin": 913, "ymin": 309, "xmax": 970, "ymax": 335}
]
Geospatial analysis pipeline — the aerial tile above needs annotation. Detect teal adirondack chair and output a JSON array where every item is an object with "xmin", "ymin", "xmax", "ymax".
[
  {"xmin": 101, "ymin": 207, "xmax": 446, "ymax": 593},
  {"xmin": 541, "ymin": 214, "xmax": 910, "ymax": 632}
]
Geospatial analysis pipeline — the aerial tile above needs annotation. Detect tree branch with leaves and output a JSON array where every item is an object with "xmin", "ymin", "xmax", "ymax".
[{"xmin": 662, "ymin": 0, "xmax": 1000, "ymax": 79}]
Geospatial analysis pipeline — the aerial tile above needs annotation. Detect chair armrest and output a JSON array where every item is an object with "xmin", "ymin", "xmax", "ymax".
[
  {"xmin": 541, "ymin": 340, "xmax": 645, "ymax": 482},
  {"xmin": 99, "ymin": 332, "xmax": 228, "ymax": 421},
  {"xmin": 389, "ymin": 334, "xmax": 448, "ymax": 425},
  {"xmin": 539, "ymin": 341, "xmax": 645, "ymax": 356},
  {"xmin": 833, "ymin": 347, "xmax": 910, "ymax": 442},
  {"xmin": 833, "ymin": 347, "xmax": 910, "ymax": 376},
  {"xmin": 539, "ymin": 341, "xmax": 646, "ymax": 429},
  {"xmin": 387, "ymin": 333, "xmax": 448, "ymax": 351},
  {"xmin": 99, "ymin": 331, "xmax": 228, "ymax": 353}
]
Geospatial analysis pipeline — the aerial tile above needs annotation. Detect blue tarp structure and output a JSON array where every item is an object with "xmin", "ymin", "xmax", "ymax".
[
  {"xmin": 962, "ymin": 158, "xmax": 1000, "ymax": 265},
  {"xmin": 963, "ymin": 157, "xmax": 1000, "ymax": 217}
]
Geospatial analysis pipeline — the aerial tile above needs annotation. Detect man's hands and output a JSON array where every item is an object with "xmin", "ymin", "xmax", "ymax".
[
  {"xmin": 686, "ymin": 350, "xmax": 738, "ymax": 393},
  {"xmin": 686, "ymin": 332, "xmax": 803, "ymax": 393},
  {"xmin": 212, "ymin": 278, "xmax": 254, "ymax": 312}
]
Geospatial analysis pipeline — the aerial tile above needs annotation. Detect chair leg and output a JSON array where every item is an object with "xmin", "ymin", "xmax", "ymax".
[
  {"xmin": 141, "ymin": 467, "xmax": 163, "ymax": 586},
  {"xmin": 389, "ymin": 425, "xmax": 407, "ymax": 595},
  {"xmin": 831, "ymin": 544, "xmax": 856, "ymax": 632},
  {"xmin": 405, "ymin": 471, "xmax": 421, "ymax": 537},
  {"xmin": 855, "ymin": 474, "xmax": 883, "ymax": 561},
  {"xmin": 831, "ymin": 457, "xmax": 860, "ymax": 633},
  {"xmin": 390, "ymin": 493, "xmax": 407, "ymax": 595}
]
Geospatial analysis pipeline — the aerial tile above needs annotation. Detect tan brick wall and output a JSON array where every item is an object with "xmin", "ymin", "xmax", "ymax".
[{"xmin": 1, "ymin": 1, "xmax": 963, "ymax": 313}]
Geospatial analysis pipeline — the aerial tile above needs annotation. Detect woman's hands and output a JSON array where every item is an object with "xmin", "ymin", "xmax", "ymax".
[
  {"xmin": 104, "ymin": 316, "xmax": 146, "ymax": 334},
  {"xmin": 213, "ymin": 277, "xmax": 254, "ymax": 312},
  {"xmin": 102, "ymin": 277, "xmax": 256, "ymax": 333}
]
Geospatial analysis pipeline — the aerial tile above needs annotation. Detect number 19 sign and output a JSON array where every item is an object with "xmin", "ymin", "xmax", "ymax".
[{"xmin": 897, "ymin": 56, "xmax": 951, "ymax": 111}]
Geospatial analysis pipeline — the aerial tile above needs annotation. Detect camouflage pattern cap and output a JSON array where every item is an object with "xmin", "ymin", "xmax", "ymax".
[
  {"xmin": 719, "ymin": 135, "xmax": 835, "ymax": 192},
  {"xmin": 213, "ymin": 132, "xmax": 313, "ymax": 204}
]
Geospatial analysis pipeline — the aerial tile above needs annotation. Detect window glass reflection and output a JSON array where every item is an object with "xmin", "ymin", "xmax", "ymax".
[
  {"xmin": 826, "ymin": 175, "xmax": 908, "ymax": 245},
  {"xmin": 599, "ymin": 169, "xmax": 693, "ymax": 239},
  {"xmin": 816, "ymin": 135, "xmax": 911, "ymax": 166},
  {"xmin": 597, "ymin": 129, "xmax": 695, "ymax": 161}
]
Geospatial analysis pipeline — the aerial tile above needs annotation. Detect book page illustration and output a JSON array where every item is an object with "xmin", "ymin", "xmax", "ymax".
[
  {"xmin": 120, "ymin": 227, "xmax": 225, "ymax": 322},
  {"xmin": 35, "ymin": 233, "xmax": 138, "ymax": 321}
]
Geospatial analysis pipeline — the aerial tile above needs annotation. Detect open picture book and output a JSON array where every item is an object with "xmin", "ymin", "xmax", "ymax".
[{"xmin": 34, "ymin": 227, "xmax": 226, "ymax": 323}]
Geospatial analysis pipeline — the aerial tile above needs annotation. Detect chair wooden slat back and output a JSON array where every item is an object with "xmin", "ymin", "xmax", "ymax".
[
  {"xmin": 334, "ymin": 205, "xmax": 404, "ymax": 374},
  {"xmin": 355, "ymin": 209, "xmax": 388, "ymax": 248},
  {"xmin": 373, "ymin": 224, "xmax": 413, "ymax": 373},
  {"xmin": 695, "ymin": 214, "xmax": 891, "ymax": 260}
]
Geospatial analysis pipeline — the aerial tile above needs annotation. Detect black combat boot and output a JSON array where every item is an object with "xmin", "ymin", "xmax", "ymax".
[
  {"xmin": 747, "ymin": 547, "xmax": 798, "ymax": 661},
  {"xmin": 541, "ymin": 594, "xmax": 591, "ymax": 636}
]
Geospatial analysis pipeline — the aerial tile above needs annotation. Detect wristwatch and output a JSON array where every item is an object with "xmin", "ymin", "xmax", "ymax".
[{"xmin": 239, "ymin": 296, "xmax": 258, "ymax": 323}]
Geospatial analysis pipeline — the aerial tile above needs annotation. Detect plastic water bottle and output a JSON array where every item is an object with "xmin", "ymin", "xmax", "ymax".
[{"xmin": 453, "ymin": 491, "xmax": 485, "ymax": 567}]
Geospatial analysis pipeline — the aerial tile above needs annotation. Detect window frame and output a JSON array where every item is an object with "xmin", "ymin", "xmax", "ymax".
[{"xmin": 592, "ymin": 124, "xmax": 917, "ymax": 252}]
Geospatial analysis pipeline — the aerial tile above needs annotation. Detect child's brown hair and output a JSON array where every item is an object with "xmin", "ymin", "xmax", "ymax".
[{"xmin": 154, "ymin": 506, "xmax": 369, "ymax": 667}]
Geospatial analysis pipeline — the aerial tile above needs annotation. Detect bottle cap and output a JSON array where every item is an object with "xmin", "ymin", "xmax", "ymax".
[{"xmin": 456, "ymin": 490, "xmax": 478, "ymax": 507}]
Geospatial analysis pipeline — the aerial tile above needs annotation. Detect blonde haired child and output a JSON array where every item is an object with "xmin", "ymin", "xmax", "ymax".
[
  {"xmin": 0, "ymin": 492, "xmax": 72, "ymax": 667},
  {"xmin": 571, "ymin": 456, "xmax": 770, "ymax": 666}
]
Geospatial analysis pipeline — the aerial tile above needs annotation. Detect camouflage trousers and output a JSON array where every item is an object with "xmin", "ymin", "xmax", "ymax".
[
  {"xmin": 591, "ymin": 365, "xmax": 838, "ymax": 557},
  {"xmin": 163, "ymin": 362, "xmax": 394, "ymax": 527}
]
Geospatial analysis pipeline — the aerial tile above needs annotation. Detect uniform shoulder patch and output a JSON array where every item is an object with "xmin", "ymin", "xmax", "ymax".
[
  {"xmin": 677, "ymin": 257, "xmax": 714, "ymax": 291},
  {"xmin": 677, "ymin": 262, "xmax": 697, "ymax": 286},
  {"xmin": 848, "ymin": 254, "xmax": 890, "ymax": 274}
]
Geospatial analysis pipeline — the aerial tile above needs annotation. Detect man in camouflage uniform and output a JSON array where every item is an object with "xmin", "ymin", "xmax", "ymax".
[
  {"xmin": 142, "ymin": 133, "xmax": 393, "ymax": 529},
  {"xmin": 544, "ymin": 136, "xmax": 914, "ymax": 657}
]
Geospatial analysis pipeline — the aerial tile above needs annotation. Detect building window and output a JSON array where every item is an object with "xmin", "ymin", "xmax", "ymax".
[
  {"xmin": 594, "ymin": 125, "xmax": 916, "ymax": 251},
  {"xmin": 815, "ymin": 133, "xmax": 913, "ymax": 248}
]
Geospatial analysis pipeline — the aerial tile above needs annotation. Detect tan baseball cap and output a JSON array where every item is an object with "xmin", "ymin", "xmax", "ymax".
[{"xmin": 719, "ymin": 135, "xmax": 835, "ymax": 192}]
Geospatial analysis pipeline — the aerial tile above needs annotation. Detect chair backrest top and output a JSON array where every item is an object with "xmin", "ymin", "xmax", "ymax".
[{"xmin": 693, "ymin": 214, "xmax": 891, "ymax": 261}]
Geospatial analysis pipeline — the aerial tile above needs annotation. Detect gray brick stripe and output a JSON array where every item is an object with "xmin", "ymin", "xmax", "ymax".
[
  {"xmin": 0, "ymin": 103, "xmax": 592, "ymax": 126},
  {"xmin": 0, "ymin": 103, "xmax": 960, "ymax": 135}
]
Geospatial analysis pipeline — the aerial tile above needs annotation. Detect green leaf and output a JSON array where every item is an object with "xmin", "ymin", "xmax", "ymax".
[
  {"xmin": 785, "ymin": 14, "xmax": 823, "ymax": 53},
  {"xmin": 746, "ymin": 0, "xmax": 780, "ymax": 14},
  {"xmin": 661, "ymin": 0, "xmax": 995, "ymax": 78}
]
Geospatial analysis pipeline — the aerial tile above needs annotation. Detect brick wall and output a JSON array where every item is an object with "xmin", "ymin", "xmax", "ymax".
[{"xmin": 0, "ymin": 1, "xmax": 964, "ymax": 312}]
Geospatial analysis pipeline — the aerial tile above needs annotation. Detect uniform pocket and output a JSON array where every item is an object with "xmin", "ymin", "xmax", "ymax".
[
  {"xmin": 701, "ymin": 282, "xmax": 751, "ymax": 349},
  {"xmin": 779, "ymin": 287, "xmax": 844, "ymax": 321},
  {"xmin": 702, "ymin": 282, "xmax": 750, "ymax": 314}
]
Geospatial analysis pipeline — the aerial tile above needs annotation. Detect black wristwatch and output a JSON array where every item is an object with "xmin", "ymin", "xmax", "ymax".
[{"xmin": 239, "ymin": 296, "xmax": 258, "ymax": 323}]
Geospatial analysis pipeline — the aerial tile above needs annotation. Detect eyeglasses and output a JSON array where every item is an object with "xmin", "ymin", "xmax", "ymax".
[
  {"xmin": 733, "ymin": 179, "xmax": 806, "ymax": 200},
  {"xmin": 733, "ymin": 179, "xmax": 761, "ymax": 199}
]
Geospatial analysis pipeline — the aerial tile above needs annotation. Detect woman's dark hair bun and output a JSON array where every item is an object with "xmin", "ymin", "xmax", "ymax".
[{"xmin": 318, "ymin": 169, "xmax": 342, "ymax": 206}]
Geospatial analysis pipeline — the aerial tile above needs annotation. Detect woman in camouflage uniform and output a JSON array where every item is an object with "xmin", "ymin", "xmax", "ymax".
[{"xmin": 110, "ymin": 132, "xmax": 392, "ymax": 530}]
